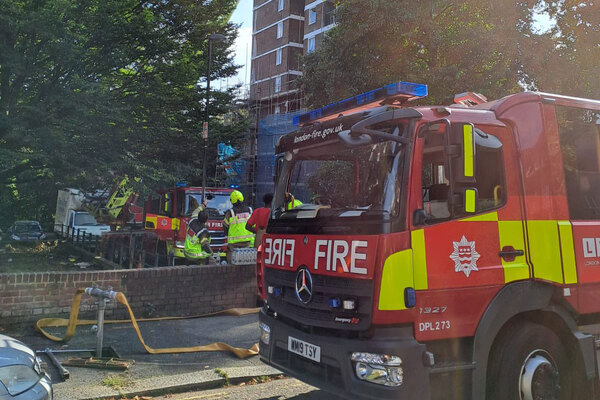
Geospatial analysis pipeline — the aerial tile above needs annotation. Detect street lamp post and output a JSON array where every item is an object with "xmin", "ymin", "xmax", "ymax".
[{"xmin": 202, "ymin": 33, "xmax": 226, "ymax": 203}]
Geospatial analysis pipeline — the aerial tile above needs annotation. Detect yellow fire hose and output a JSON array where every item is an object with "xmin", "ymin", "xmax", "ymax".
[{"xmin": 36, "ymin": 289, "xmax": 260, "ymax": 359}]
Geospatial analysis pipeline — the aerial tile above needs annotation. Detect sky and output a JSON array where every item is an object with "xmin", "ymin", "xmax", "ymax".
[{"xmin": 220, "ymin": 0, "xmax": 253, "ymax": 89}]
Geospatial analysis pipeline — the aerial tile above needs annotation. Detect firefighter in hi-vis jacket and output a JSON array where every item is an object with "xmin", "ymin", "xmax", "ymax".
[
  {"xmin": 223, "ymin": 190, "xmax": 254, "ymax": 263},
  {"xmin": 184, "ymin": 206, "xmax": 212, "ymax": 264}
]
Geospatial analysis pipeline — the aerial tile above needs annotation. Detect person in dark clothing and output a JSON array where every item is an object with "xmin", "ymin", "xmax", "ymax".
[{"xmin": 184, "ymin": 207, "xmax": 213, "ymax": 264}]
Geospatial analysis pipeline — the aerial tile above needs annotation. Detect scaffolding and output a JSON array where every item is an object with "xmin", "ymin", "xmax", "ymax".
[
  {"xmin": 213, "ymin": 75, "xmax": 307, "ymax": 207},
  {"xmin": 249, "ymin": 77, "xmax": 307, "ymax": 205}
]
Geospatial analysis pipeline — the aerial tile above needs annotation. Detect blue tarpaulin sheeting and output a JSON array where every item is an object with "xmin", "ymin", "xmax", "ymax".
[
  {"xmin": 218, "ymin": 143, "xmax": 246, "ymax": 187},
  {"xmin": 256, "ymin": 110, "xmax": 305, "ymax": 203}
]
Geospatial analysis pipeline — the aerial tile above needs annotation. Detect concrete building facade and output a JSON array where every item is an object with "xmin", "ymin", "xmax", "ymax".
[{"xmin": 250, "ymin": 0, "xmax": 337, "ymax": 117}]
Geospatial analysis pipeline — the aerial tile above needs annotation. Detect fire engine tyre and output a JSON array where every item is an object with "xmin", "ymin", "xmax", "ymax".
[{"xmin": 486, "ymin": 322, "xmax": 573, "ymax": 400}]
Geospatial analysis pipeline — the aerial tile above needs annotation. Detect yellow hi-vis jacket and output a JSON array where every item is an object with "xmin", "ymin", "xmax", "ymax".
[
  {"xmin": 287, "ymin": 199, "xmax": 303, "ymax": 210},
  {"xmin": 184, "ymin": 225, "xmax": 211, "ymax": 260},
  {"xmin": 226, "ymin": 208, "xmax": 254, "ymax": 245}
]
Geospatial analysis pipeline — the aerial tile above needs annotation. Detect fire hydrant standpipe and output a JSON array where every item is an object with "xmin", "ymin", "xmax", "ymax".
[{"xmin": 84, "ymin": 286, "xmax": 118, "ymax": 357}]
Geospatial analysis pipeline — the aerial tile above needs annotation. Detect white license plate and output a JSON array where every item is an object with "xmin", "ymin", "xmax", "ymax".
[{"xmin": 288, "ymin": 336, "xmax": 321, "ymax": 362}]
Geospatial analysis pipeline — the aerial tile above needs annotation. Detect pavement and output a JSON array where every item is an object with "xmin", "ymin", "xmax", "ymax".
[{"xmin": 4, "ymin": 312, "xmax": 283, "ymax": 400}]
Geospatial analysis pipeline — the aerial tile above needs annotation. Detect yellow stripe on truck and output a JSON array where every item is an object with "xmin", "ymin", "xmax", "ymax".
[
  {"xmin": 378, "ymin": 250, "xmax": 414, "ymax": 310},
  {"xmin": 527, "ymin": 220, "xmax": 564, "ymax": 283},
  {"xmin": 498, "ymin": 220, "xmax": 529, "ymax": 282},
  {"xmin": 558, "ymin": 221, "xmax": 578, "ymax": 284},
  {"xmin": 146, "ymin": 216, "xmax": 157, "ymax": 229},
  {"xmin": 461, "ymin": 211, "xmax": 498, "ymax": 222},
  {"xmin": 411, "ymin": 229, "xmax": 428, "ymax": 290},
  {"xmin": 463, "ymin": 124, "xmax": 474, "ymax": 178}
]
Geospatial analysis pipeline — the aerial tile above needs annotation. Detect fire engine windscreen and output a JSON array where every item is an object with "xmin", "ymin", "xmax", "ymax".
[
  {"xmin": 272, "ymin": 127, "xmax": 404, "ymax": 222},
  {"xmin": 185, "ymin": 193, "xmax": 232, "ymax": 219}
]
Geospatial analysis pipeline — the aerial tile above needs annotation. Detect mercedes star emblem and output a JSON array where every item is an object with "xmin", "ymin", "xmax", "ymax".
[{"xmin": 295, "ymin": 266, "xmax": 313, "ymax": 304}]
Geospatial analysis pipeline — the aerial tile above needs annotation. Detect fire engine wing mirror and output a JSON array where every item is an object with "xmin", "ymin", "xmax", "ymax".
[
  {"xmin": 447, "ymin": 123, "xmax": 476, "ymax": 184},
  {"xmin": 413, "ymin": 209, "xmax": 428, "ymax": 226},
  {"xmin": 338, "ymin": 130, "xmax": 372, "ymax": 146},
  {"xmin": 273, "ymin": 156, "xmax": 284, "ymax": 183},
  {"xmin": 341, "ymin": 109, "xmax": 416, "ymax": 147}
]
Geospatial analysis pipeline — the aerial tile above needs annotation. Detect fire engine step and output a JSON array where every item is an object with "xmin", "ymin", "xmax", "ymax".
[{"xmin": 430, "ymin": 361, "xmax": 476, "ymax": 374}]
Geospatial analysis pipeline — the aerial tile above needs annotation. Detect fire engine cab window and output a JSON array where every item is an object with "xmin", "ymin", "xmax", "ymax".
[
  {"xmin": 557, "ymin": 106, "xmax": 600, "ymax": 219},
  {"xmin": 185, "ymin": 193, "xmax": 232, "ymax": 219},
  {"xmin": 272, "ymin": 132, "xmax": 404, "ymax": 220},
  {"xmin": 421, "ymin": 127, "xmax": 505, "ymax": 222}
]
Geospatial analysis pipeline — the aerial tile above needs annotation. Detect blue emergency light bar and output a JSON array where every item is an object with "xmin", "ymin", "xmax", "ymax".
[{"xmin": 293, "ymin": 81, "xmax": 428, "ymax": 126}]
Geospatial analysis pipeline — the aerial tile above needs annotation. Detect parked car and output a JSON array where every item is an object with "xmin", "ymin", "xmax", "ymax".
[
  {"xmin": 8, "ymin": 221, "xmax": 46, "ymax": 242},
  {"xmin": 0, "ymin": 334, "xmax": 53, "ymax": 399}
]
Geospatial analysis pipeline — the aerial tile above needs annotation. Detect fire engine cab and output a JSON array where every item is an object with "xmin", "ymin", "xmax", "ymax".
[{"xmin": 257, "ymin": 81, "xmax": 600, "ymax": 399}]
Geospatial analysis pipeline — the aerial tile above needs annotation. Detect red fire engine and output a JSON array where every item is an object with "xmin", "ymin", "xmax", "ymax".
[
  {"xmin": 100, "ymin": 185, "xmax": 233, "ymax": 266},
  {"xmin": 144, "ymin": 185, "xmax": 233, "ymax": 261},
  {"xmin": 257, "ymin": 82, "xmax": 600, "ymax": 399}
]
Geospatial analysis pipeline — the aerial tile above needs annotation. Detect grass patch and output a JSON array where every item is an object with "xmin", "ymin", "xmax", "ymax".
[
  {"xmin": 214, "ymin": 368, "xmax": 230, "ymax": 386},
  {"xmin": 244, "ymin": 374, "xmax": 285, "ymax": 386},
  {"xmin": 101, "ymin": 373, "xmax": 134, "ymax": 395}
]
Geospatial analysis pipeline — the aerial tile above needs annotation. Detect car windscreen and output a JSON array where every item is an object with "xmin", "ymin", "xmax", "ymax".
[
  {"xmin": 14, "ymin": 222, "xmax": 42, "ymax": 233},
  {"xmin": 74, "ymin": 213, "xmax": 98, "ymax": 225}
]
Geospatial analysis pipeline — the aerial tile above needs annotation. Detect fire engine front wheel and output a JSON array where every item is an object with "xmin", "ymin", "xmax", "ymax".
[{"xmin": 486, "ymin": 322, "xmax": 572, "ymax": 400}]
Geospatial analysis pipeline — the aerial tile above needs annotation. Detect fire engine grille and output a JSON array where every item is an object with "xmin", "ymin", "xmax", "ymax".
[
  {"xmin": 209, "ymin": 231, "xmax": 227, "ymax": 250},
  {"xmin": 264, "ymin": 268, "xmax": 373, "ymax": 331}
]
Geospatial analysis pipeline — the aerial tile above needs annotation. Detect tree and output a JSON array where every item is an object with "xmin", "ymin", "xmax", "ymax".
[
  {"xmin": 0, "ymin": 0, "xmax": 248, "ymax": 227},
  {"xmin": 520, "ymin": 0, "xmax": 600, "ymax": 98},
  {"xmin": 299, "ymin": 0, "xmax": 600, "ymax": 107}
]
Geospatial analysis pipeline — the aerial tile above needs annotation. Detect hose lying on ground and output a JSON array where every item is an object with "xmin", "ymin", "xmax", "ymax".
[{"xmin": 35, "ymin": 289, "xmax": 260, "ymax": 359}]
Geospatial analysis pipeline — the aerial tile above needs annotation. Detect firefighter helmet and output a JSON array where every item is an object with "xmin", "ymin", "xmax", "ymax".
[{"xmin": 230, "ymin": 190, "xmax": 244, "ymax": 204}]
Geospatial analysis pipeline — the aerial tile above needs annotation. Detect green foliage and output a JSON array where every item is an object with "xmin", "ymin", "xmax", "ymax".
[
  {"xmin": 299, "ymin": 0, "xmax": 600, "ymax": 106},
  {"xmin": 0, "ymin": 0, "xmax": 248, "ymax": 227}
]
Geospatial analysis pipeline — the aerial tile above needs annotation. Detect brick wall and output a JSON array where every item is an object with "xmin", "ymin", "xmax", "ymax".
[{"xmin": 0, "ymin": 265, "xmax": 257, "ymax": 326}]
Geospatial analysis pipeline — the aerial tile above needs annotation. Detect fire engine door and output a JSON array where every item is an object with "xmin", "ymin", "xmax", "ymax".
[{"xmin": 411, "ymin": 124, "xmax": 530, "ymax": 293}]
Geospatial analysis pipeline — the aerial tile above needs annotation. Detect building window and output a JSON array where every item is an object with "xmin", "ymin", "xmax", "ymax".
[
  {"xmin": 277, "ymin": 22, "xmax": 283, "ymax": 39},
  {"xmin": 307, "ymin": 37, "xmax": 316, "ymax": 53},
  {"xmin": 278, "ymin": 0, "xmax": 284, "ymax": 12},
  {"xmin": 275, "ymin": 76, "xmax": 282, "ymax": 93},
  {"xmin": 276, "ymin": 49, "xmax": 282, "ymax": 65},
  {"xmin": 308, "ymin": 8, "xmax": 317, "ymax": 25},
  {"xmin": 324, "ymin": 1, "xmax": 336, "ymax": 26}
]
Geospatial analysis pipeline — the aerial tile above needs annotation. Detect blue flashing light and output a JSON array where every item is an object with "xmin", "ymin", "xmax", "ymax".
[
  {"xmin": 329, "ymin": 297, "xmax": 341, "ymax": 308},
  {"xmin": 293, "ymin": 81, "xmax": 428, "ymax": 126},
  {"xmin": 176, "ymin": 182, "xmax": 188, "ymax": 187},
  {"xmin": 356, "ymin": 88, "xmax": 378, "ymax": 105},
  {"xmin": 404, "ymin": 287, "xmax": 416, "ymax": 308},
  {"xmin": 229, "ymin": 184, "xmax": 239, "ymax": 189},
  {"xmin": 273, "ymin": 287, "xmax": 282, "ymax": 297}
]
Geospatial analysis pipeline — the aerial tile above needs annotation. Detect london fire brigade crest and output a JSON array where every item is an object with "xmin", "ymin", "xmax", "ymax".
[{"xmin": 449, "ymin": 236, "xmax": 480, "ymax": 277}]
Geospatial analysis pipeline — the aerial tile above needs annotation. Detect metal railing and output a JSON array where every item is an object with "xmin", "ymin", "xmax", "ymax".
[{"xmin": 54, "ymin": 224, "xmax": 101, "ymax": 252}]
